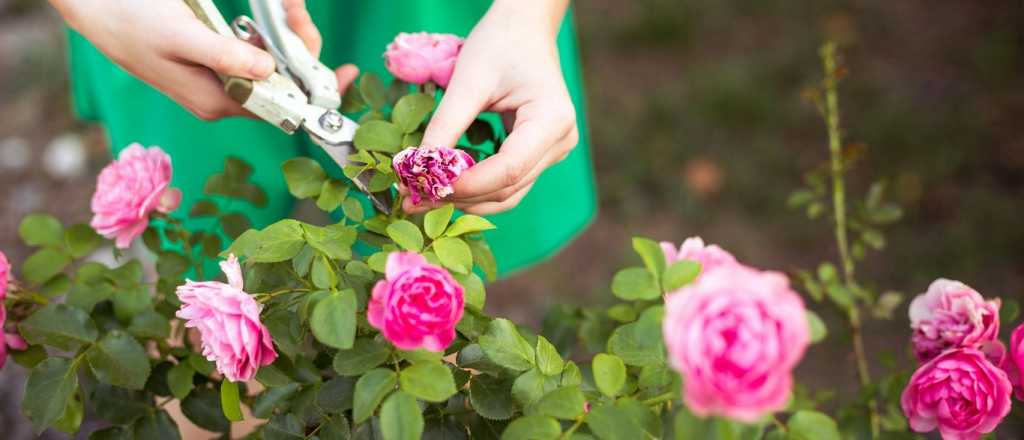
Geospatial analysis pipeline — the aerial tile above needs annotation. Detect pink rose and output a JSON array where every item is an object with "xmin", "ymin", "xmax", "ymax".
[
  {"xmin": 176, "ymin": 255, "xmax": 277, "ymax": 382},
  {"xmin": 660, "ymin": 237, "xmax": 738, "ymax": 278},
  {"xmin": 90, "ymin": 144, "xmax": 182, "ymax": 249},
  {"xmin": 368, "ymin": 252, "xmax": 465, "ymax": 352},
  {"xmin": 663, "ymin": 264, "xmax": 810, "ymax": 422},
  {"xmin": 901, "ymin": 348, "xmax": 1012, "ymax": 440},
  {"xmin": 908, "ymin": 279, "xmax": 1000, "ymax": 363},
  {"xmin": 393, "ymin": 146, "xmax": 475, "ymax": 205},
  {"xmin": 384, "ymin": 32, "xmax": 463, "ymax": 88},
  {"xmin": 1010, "ymin": 324, "xmax": 1024, "ymax": 400},
  {"xmin": 0, "ymin": 251, "xmax": 9, "ymax": 301}
]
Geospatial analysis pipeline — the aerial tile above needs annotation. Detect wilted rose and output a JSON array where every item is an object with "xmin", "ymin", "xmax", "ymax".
[
  {"xmin": 384, "ymin": 32, "xmax": 463, "ymax": 88},
  {"xmin": 901, "ymin": 348, "xmax": 1012, "ymax": 440},
  {"xmin": 662, "ymin": 264, "xmax": 810, "ymax": 422},
  {"xmin": 368, "ymin": 252, "xmax": 464, "ymax": 352},
  {"xmin": 176, "ymin": 255, "xmax": 277, "ymax": 382},
  {"xmin": 90, "ymin": 144, "xmax": 181, "ymax": 249},
  {"xmin": 393, "ymin": 146, "xmax": 475, "ymax": 205},
  {"xmin": 660, "ymin": 237, "xmax": 738, "ymax": 280},
  {"xmin": 909, "ymin": 279, "xmax": 1000, "ymax": 363}
]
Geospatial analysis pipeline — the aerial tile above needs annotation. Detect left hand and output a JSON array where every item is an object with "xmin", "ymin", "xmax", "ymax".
[{"xmin": 410, "ymin": 0, "xmax": 578, "ymax": 215}]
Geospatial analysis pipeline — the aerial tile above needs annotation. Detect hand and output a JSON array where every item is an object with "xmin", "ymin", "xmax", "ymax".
[
  {"xmin": 412, "ymin": 0, "xmax": 578, "ymax": 215},
  {"xmin": 49, "ymin": 0, "xmax": 358, "ymax": 121}
]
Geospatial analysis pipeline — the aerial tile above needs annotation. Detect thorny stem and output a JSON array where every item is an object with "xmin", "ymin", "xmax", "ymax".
[{"xmin": 820, "ymin": 42, "xmax": 880, "ymax": 438}]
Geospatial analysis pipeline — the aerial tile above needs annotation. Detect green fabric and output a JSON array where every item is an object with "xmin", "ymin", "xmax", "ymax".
[{"xmin": 67, "ymin": 1, "xmax": 596, "ymax": 277}]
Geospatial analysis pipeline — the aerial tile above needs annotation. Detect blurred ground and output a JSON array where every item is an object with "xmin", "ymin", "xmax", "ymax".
[{"xmin": 2, "ymin": 0, "xmax": 1023, "ymax": 438}]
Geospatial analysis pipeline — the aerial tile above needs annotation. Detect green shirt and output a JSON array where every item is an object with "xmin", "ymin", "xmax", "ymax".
[{"xmin": 67, "ymin": 1, "xmax": 596, "ymax": 276}]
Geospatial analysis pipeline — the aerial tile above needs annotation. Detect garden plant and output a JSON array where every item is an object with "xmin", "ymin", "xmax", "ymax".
[{"xmin": 0, "ymin": 36, "xmax": 1021, "ymax": 440}]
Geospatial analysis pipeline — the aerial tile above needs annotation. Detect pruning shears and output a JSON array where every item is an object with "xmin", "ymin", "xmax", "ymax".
[{"xmin": 183, "ymin": 0, "xmax": 393, "ymax": 214}]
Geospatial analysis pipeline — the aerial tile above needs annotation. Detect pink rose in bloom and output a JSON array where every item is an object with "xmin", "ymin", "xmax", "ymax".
[
  {"xmin": 0, "ymin": 251, "xmax": 26, "ymax": 369},
  {"xmin": 1010, "ymin": 324, "xmax": 1024, "ymax": 400},
  {"xmin": 660, "ymin": 237, "xmax": 738, "ymax": 279},
  {"xmin": 908, "ymin": 279, "xmax": 1000, "ymax": 363},
  {"xmin": 176, "ymin": 255, "xmax": 277, "ymax": 382},
  {"xmin": 368, "ymin": 252, "xmax": 465, "ymax": 352},
  {"xmin": 90, "ymin": 144, "xmax": 182, "ymax": 249},
  {"xmin": 901, "ymin": 348, "xmax": 1012, "ymax": 440},
  {"xmin": 384, "ymin": 32, "xmax": 463, "ymax": 88},
  {"xmin": 0, "ymin": 250, "xmax": 9, "ymax": 301},
  {"xmin": 393, "ymin": 146, "xmax": 475, "ymax": 205},
  {"xmin": 663, "ymin": 264, "xmax": 810, "ymax": 422}
]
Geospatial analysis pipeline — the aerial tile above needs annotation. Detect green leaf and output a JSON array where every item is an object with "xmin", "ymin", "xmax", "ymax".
[
  {"xmin": 19, "ymin": 303, "xmax": 98, "ymax": 351},
  {"xmin": 353, "ymin": 368, "xmax": 397, "ymax": 424},
  {"xmin": 399, "ymin": 361, "xmax": 457, "ymax": 403},
  {"xmin": 531, "ymin": 386, "xmax": 585, "ymax": 420},
  {"xmin": 65, "ymin": 223, "xmax": 101, "ymax": 258},
  {"xmin": 190, "ymin": 199, "xmax": 220, "ymax": 217},
  {"xmin": 469, "ymin": 375, "xmax": 515, "ymax": 421},
  {"xmin": 132, "ymin": 410, "xmax": 181, "ymax": 440},
  {"xmin": 501, "ymin": 416, "xmax": 561, "ymax": 440},
  {"xmin": 359, "ymin": 72, "xmax": 387, "ymax": 110},
  {"xmin": 189, "ymin": 354, "xmax": 215, "ymax": 376},
  {"xmin": 662, "ymin": 260, "xmax": 701, "ymax": 292},
  {"xmin": 535, "ymin": 336, "xmax": 564, "ymax": 376},
  {"xmin": 86, "ymin": 330, "xmax": 151, "ymax": 390},
  {"xmin": 303, "ymin": 223, "xmax": 356, "ymax": 260},
  {"xmin": 479, "ymin": 319, "xmax": 535, "ymax": 372},
  {"xmin": 317, "ymin": 376, "xmax": 356, "ymax": 413},
  {"xmin": 264, "ymin": 413, "xmax": 304, "ymax": 440},
  {"xmin": 11, "ymin": 345, "xmax": 47, "ymax": 369},
  {"xmin": 392, "ymin": 93, "xmax": 435, "ymax": 133},
  {"xmin": 252, "ymin": 384, "xmax": 299, "ymax": 419},
  {"xmin": 632, "ymin": 237, "xmax": 666, "ymax": 279},
  {"xmin": 434, "ymin": 237, "xmax": 472, "ymax": 274},
  {"xmin": 247, "ymin": 219, "xmax": 305, "ymax": 262},
  {"xmin": 585, "ymin": 404, "xmax": 644, "ymax": 440},
  {"xmin": 512, "ymin": 369, "xmax": 558, "ymax": 406},
  {"xmin": 167, "ymin": 363, "xmax": 195, "ymax": 400},
  {"xmin": 112, "ymin": 285, "xmax": 152, "ymax": 322},
  {"xmin": 53, "ymin": 395, "xmax": 83, "ymax": 434},
  {"xmin": 387, "ymin": 220, "xmax": 424, "ymax": 251},
  {"xmin": 806, "ymin": 310, "xmax": 827, "ymax": 344},
  {"xmin": 181, "ymin": 388, "xmax": 230, "ymax": 432},
  {"xmin": 220, "ymin": 381, "xmax": 244, "ymax": 422},
  {"xmin": 311, "ymin": 290, "xmax": 358, "ymax": 349},
  {"xmin": 22, "ymin": 247, "xmax": 71, "ymax": 285},
  {"xmin": 282, "ymin": 157, "xmax": 328, "ymax": 198},
  {"xmin": 606, "ymin": 313, "xmax": 665, "ymax": 367},
  {"xmin": 22, "ymin": 357, "xmax": 79, "ymax": 432},
  {"xmin": 592, "ymin": 353, "xmax": 626, "ymax": 397},
  {"xmin": 341, "ymin": 82, "xmax": 367, "ymax": 112},
  {"xmin": 342, "ymin": 197, "xmax": 365, "ymax": 222},
  {"xmin": 444, "ymin": 215, "xmax": 496, "ymax": 237},
  {"xmin": 424, "ymin": 204, "xmax": 455, "ymax": 239},
  {"xmin": 334, "ymin": 338, "xmax": 392, "ymax": 376},
  {"xmin": 468, "ymin": 238, "xmax": 498, "ymax": 282},
  {"xmin": 312, "ymin": 257, "xmax": 338, "ymax": 289},
  {"xmin": 611, "ymin": 267, "xmax": 660, "ymax": 301},
  {"xmin": 354, "ymin": 120, "xmax": 403, "ymax": 153},
  {"xmin": 1000, "ymin": 299, "xmax": 1020, "ymax": 327},
  {"xmin": 19, "ymin": 213, "xmax": 63, "ymax": 247},
  {"xmin": 317, "ymin": 179, "xmax": 350, "ymax": 212},
  {"xmin": 788, "ymin": 410, "xmax": 840, "ymax": 440},
  {"xmin": 454, "ymin": 272, "xmax": 486, "ymax": 312},
  {"xmin": 380, "ymin": 391, "xmax": 424, "ymax": 440}
]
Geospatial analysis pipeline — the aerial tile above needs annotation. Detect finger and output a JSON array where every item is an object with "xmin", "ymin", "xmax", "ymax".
[
  {"xmin": 284, "ymin": 0, "xmax": 322, "ymax": 57},
  {"xmin": 421, "ymin": 77, "xmax": 489, "ymax": 148},
  {"xmin": 456, "ymin": 182, "xmax": 534, "ymax": 215},
  {"xmin": 453, "ymin": 144, "xmax": 561, "ymax": 204},
  {"xmin": 402, "ymin": 198, "xmax": 446, "ymax": 214},
  {"xmin": 451, "ymin": 115, "xmax": 563, "ymax": 198},
  {"xmin": 161, "ymin": 62, "xmax": 248, "ymax": 120},
  {"xmin": 335, "ymin": 64, "xmax": 360, "ymax": 94},
  {"xmin": 170, "ymin": 20, "xmax": 276, "ymax": 79}
]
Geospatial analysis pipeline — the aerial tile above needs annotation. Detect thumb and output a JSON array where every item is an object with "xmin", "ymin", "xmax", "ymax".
[
  {"xmin": 283, "ymin": 0, "xmax": 322, "ymax": 57},
  {"xmin": 421, "ymin": 79, "xmax": 487, "ymax": 148},
  {"xmin": 174, "ymin": 21, "xmax": 276, "ymax": 80}
]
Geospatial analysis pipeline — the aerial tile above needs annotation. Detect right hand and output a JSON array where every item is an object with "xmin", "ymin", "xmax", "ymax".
[{"xmin": 49, "ymin": 0, "xmax": 358, "ymax": 121}]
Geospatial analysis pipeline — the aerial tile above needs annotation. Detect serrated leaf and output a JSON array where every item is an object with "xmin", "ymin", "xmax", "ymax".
[
  {"xmin": 19, "ymin": 303, "xmax": 98, "ymax": 351},
  {"xmin": 380, "ymin": 391, "xmax": 423, "ymax": 440},
  {"xmin": 662, "ymin": 260, "xmax": 701, "ymax": 292},
  {"xmin": 65, "ymin": 223, "xmax": 101, "ymax": 258},
  {"xmin": 632, "ymin": 237, "xmax": 666, "ymax": 279},
  {"xmin": 611, "ymin": 267, "xmax": 660, "ymax": 301},
  {"xmin": 531, "ymin": 386, "xmax": 585, "ymax": 420},
  {"xmin": 22, "ymin": 357, "xmax": 79, "ymax": 432},
  {"xmin": 788, "ymin": 410, "xmax": 840, "ymax": 440},
  {"xmin": 354, "ymin": 120, "xmax": 403, "ymax": 153},
  {"xmin": 806, "ymin": 310, "xmax": 827, "ymax": 344},
  {"xmin": 444, "ymin": 215, "xmax": 496, "ymax": 237},
  {"xmin": 282, "ymin": 157, "xmax": 327, "ymax": 198},
  {"xmin": 22, "ymin": 247, "xmax": 71, "ymax": 285},
  {"xmin": 535, "ymin": 336, "xmax": 564, "ymax": 376},
  {"xmin": 333, "ymin": 338, "xmax": 391, "ymax": 376},
  {"xmin": 359, "ymin": 73, "xmax": 387, "ymax": 110},
  {"xmin": 87, "ymin": 330, "xmax": 151, "ymax": 390},
  {"xmin": 386, "ymin": 220, "xmax": 423, "ymax": 251},
  {"xmin": 311, "ymin": 290, "xmax": 357, "ymax": 349},
  {"xmin": 19, "ymin": 213, "xmax": 63, "ymax": 247},
  {"xmin": 470, "ymin": 375, "xmax": 515, "ymax": 421},
  {"xmin": 434, "ymin": 236, "xmax": 472, "ymax": 274},
  {"xmin": 424, "ymin": 204, "xmax": 455, "ymax": 239},
  {"xmin": 167, "ymin": 362, "xmax": 195, "ymax": 400},
  {"xmin": 501, "ymin": 416, "xmax": 560, "ymax": 440},
  {"xmin": 392, "ymin": 93, "xmax": 435, "ymax": 133},
  {"xmin": 399, "ymin": 362, "xmax": 457, "ymax": 403},
  {"xmin": 353, "ymin": 368, "xmax": 397, "ymax": 424},
  {"xmin": 479, "ymin": 319, "xmax": 535, "ymax": 372},
  {"xmin": 592, "ymin": 353, "xmax": 626, "ymax": 397}
]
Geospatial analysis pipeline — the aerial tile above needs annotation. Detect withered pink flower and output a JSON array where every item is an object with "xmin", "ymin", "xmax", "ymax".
[
  {"xmin": 902, "ymin": 348, "xmax": 1012, "ymax": 440},
  {"xmin": 176, "ymin": 255, "xmax": 277, "ymax": 382},
  {"xmin": 909, "ymin": 279, "xmax": 1000, "ymax": 363},
  {"xmin": 393, "ymin": 146, "xmax": 475, "ymax": 205},
  {"xmin": 384, "ymin": 32, "xmax": 463, "ymax": 88},
  {"xmin": 368, "ymin": 252, "xmax": 464, "ymax": 352},
  {"xmin": 90, "ymin": 144, "xmax": 181, "ymax": 249}
]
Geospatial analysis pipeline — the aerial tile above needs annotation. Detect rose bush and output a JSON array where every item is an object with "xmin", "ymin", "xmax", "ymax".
[{"xmin": 1, "ymin": 40, "xmax": 1022, "ymax": 440}]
